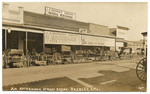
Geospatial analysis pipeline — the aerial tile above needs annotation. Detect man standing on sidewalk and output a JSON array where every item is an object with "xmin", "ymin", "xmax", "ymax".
[
  {"xmin": 23, "ymin": 50, "xmax": 30, "ymax": 68},
  {"xmin": 3, "ymin": 52, "xmax": 7, "ymax": 69}
]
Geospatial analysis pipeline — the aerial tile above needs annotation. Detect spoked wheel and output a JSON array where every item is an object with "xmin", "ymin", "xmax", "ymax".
[{"xmin": 136, "ymin": 58, "xmax": 147, "ymax": 82}]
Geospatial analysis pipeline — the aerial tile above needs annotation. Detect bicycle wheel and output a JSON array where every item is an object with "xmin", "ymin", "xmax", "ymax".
[{"xmin": 136, "ymin": 58, "xmax": 147, "ymax": 82}]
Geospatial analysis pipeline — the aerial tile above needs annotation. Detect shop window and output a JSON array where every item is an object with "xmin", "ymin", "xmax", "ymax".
[{"xmin": 7, "ymin": 31, "xmax": 18, "ymax": 49}]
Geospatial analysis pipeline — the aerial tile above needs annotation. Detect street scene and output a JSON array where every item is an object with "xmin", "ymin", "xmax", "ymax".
[
  {"xmin": 3, "ymin": 57, "xmax": 146, "ymax": 91},
  {"xmin": 2, "ymin": 2, "xmax": 147, "ymax": 92}
]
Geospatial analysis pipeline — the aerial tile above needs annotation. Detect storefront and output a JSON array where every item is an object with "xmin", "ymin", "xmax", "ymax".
[
  {"xmin": 115, "ymin": 38, "xmax": 125, "ymax": 51},
  {"xmin": 2, "ymin": 3, "xmax": 116, "ymax": 56},
  {"xmin": 116, "ymin": 42, "xmax": 124, "ymax": 51},
  {"xmin": 2, "ymin": 26, "xmax": 44, "ymax": 54},
  {"xmin": 43, "ymin": 30, "xmax": 115, "ymax": 52}
]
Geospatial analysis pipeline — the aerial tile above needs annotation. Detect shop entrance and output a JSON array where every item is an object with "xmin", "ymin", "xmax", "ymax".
[
  {"xmin": 2, "ymin": 30, "xmax": 25, "ymax": 51},
  {"xmin": 2, "ymin": 30, "xmax": 43, "ymax": 54},
  {"xmin": 27, "ymin": 32, "xmax": 43, "ymax": 53}
]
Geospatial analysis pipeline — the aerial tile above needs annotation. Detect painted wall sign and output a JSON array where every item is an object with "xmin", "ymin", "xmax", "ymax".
[
  {"xmin": 117, "ymin": 29, "xmax": 127, "ymax": 40},
  {"xmin": 116, "ymin": 42, "xmax": 124, "ymax": 47},
  {"xmin": 82, "ymin": 35, "xmax": 105, "ymax": 46},
  {"xmin": 44, "ymin": 31, "xmax": 81, "ymax": 45},
  {"xmin": 45, "ymin": 31, "xmax": 115, "ymax": 47},
  {"xmin": 105, "ymin": 38, "xmax": 115, "ymax": 47},
  {"xmin": 2, "ymin": 4, "xmax": 23, "ymax": 24}
]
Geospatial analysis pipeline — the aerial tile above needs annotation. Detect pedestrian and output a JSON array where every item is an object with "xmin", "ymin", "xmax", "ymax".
[
  {"xmin": 52, "ymin": 48, "xmax": 61, "ymax": 64},
  {"xmin": 107, "ymin": 49, "xmax": 111, "ymax": 60},
  {"xmin": 25, "ymin": 50, "xmax": 30, "ymax": 68},
  {"xmin": 3, "ymin": 52, "xmax": 7, "ymax": 69},
  {"xmin": 100, "ymin": 48, "xmax": 104, "ymax": 61},
  {"xmin": 129, "ymin": 48, "xmax": 133, "ymax": 58},
  {"xmin": 3, "ymin": 49, "xmax": 10, "ymax": 69},
  {"xmin": 70, "ymin": 51, "xmax": 75, "ymax": 63}
]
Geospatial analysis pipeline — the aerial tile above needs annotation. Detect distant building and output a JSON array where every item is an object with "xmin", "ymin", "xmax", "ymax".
[
  {"xmin": 116, "ymin": 25, "xmax": 129, "ymax": 40},
  {"xmin": 127, "ymin": 40, "xmax": 143, "ymax": 54},
  {"xmin": 109, "ymin": 26, "xmax": 129, "ymax": 51}
]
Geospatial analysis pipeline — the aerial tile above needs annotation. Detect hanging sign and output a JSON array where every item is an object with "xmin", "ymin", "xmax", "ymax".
[
  {"xmin": 105, "ymin": 38, "xmax": 115, "ymax": 47},
  {"xmin": 116, "ymin": 42, "xmax": 124, "ymax": 47},
  {"xmin": 45, "ymin": 6, "xmax": 76, "ymax": 20}
]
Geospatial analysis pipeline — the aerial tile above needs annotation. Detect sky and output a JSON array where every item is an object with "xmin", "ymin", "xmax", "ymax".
[{"xmin": 5, "ymin": 2, "xmax": 148, "ymax": 41}]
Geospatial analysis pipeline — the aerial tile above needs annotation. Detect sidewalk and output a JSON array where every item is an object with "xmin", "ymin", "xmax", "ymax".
[{"xmin": 3, "ymin": 58, "xmax": 139, "ymax": 86}]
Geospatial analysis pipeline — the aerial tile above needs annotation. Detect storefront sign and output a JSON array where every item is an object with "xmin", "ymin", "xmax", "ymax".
[
  {"xmin": 105, "ymin": 38, "xmax": 115, "ymax": 47},
  {"xmin": 45, "ymin": 6, "xmax": 76, "ymax": 20},
  {"xmin": 82, "ymin": 35, "xmax": 105, "ymax": 46},
  {"xmin": 116, "ymin": 42, "xmax": 124, "ymax": 47},
  {"xmin": 45, "ymin": 31, "xmax": 115, "ymax": 47},
  {"xmin": 117, "ymin": 29, "xmax": 127, "ymax": 40},
  {"xmin": 61, "ymin": 45, "xmax": 71, "ymax": 51},
  {"xmin": 2, "ymin": 4, "xmax": 23, "ymax": 24},
  {"xmin": 79, "ymin": 28, "xmax": 88, "ymax": 33},
  {"xmin": 44, "ymin": 31, "xmax": 81, "ymax": 45}
]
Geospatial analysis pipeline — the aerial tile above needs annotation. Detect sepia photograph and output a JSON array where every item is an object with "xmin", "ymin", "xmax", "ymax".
[{"xmin": 1, "ymin": 2, "xmax": 148, "ymax": 92}]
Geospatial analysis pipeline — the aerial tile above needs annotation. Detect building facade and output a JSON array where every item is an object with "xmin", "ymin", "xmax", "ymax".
[
  {"xmin": 127, "ymin": 40, "xmax": 143, "ymax": 54},
  {"xmin": 109, "ymin": 26, "xmax": 129, "ymax": 51},
  {"xmin": 2, "ymin": 3, "xmax": 116, "ymax": 54}
]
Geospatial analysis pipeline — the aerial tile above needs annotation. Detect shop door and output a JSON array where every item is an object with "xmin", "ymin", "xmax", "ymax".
[{"xmin": 27, "ymin": 32, "xmax": 43, "ymax": 53}]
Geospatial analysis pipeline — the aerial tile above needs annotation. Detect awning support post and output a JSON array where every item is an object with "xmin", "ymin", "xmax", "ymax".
[
  {"xmin": 115, "ymin": 36, "xmax": 116, "ymax": 52},
  {"xmin": 26, "ymin": 30, "xmax": 28, "ymax": 54},
  {"xmin": 43, "ymin": 31, "xmax": 45, "ymax": 52},
  {"xmin": 25, "ymin": 29, "xmax": 29, "ymax": 67}
]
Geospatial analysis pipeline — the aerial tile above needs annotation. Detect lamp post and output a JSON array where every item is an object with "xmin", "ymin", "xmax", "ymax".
[
  {"xmin": 141, "ymin": 32, "xmax": 147, "ymax": 56},
  {"xmin": 8, "ymin": 27, "xmax": 11, "ymax": 33}
]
